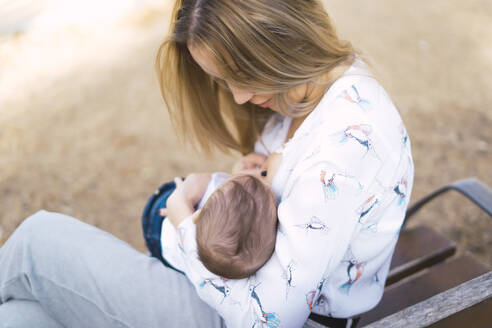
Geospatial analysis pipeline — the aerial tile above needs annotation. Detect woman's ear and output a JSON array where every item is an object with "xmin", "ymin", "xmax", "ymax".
[{"xmin": 192, "ymin": 209, "xmax": 202, "ymax": 224}]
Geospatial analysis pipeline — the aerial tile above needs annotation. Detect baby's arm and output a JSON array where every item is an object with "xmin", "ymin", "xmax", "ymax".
[{"xmin": 163, "ymin": 173, "xmax": 211, "ymax": 228}]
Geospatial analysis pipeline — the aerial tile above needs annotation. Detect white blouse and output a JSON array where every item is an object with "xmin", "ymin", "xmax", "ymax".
[{"xmin": 161, "ymin": 60, "xmax": 414, "ymax": 327}]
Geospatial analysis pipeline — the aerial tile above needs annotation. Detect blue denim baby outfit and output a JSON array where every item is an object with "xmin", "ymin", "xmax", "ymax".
[{"xmin": 141, "ymin": 180, "xmax": 184, "ymax": 274}]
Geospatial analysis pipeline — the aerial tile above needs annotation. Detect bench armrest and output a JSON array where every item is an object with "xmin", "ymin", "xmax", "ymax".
[{"xmin": 403, "ymin": 178, "xmax": 492, "ymax": 227}]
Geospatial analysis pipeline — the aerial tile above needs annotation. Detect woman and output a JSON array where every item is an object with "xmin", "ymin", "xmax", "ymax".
[{"xmin": 0, "ymin": 0, "xmax": 413, "ymax": 327}]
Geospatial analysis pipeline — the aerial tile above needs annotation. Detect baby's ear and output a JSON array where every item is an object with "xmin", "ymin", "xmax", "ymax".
[{"xmin": 192, "ymin": 209, "xmax": 202, "ymax": 224}]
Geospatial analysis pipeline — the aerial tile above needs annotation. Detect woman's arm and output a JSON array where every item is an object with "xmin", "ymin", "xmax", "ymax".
[
  {"xmin": 173, "ymin": 79, "xmax": 413, "ymax": 325},
  {"xmin": 173, "ymin": 162, "xmax": 368, "ymax": 327}
]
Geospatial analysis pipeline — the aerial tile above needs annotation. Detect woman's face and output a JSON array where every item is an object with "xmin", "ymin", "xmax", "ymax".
[{"xmin": 188, "ymin": 44, "xmax": 307, "ymax": 113}]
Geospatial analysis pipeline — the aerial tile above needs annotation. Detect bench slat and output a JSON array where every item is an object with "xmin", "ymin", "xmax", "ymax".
[
  {"xmin": 428, "ymin": 298, "xmax": 492, "ymax": 328},
  {"xmin": 362, "ymin": 272, "xmax": 492, "ymax": 328},
  {"xmin": 358, "ymin": 254, "xmax": 489, "ymax": 326},
  {"xmin": 387, "ymin": 226, "xmax": 456, "ymax": 286}
]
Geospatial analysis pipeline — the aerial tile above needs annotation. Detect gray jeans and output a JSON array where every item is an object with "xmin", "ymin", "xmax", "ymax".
[{"xmin": 0, "ymin": 210, "xmax": 225, "ymax": 328}]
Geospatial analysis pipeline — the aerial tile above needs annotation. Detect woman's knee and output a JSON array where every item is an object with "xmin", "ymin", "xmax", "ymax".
[
  {"xmin": 17, "ymin": 210, "xmax": 74, "ymax": 234},
  {"xmin": 9, "ymin": 210, "xmax": 79, "ymax": 252},
  {"xmin": 0, "ymin": 210, "xmax": 89, "ymax": 282}
]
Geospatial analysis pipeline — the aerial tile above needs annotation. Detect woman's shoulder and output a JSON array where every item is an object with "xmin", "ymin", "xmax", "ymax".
[
  {"xmin": 307, "ymin": 60, "xmax": 405, "ymax": 139},
  {"xmin": 321, "ymin": 65, "xmax": 387, "ymax": 112},
  {"xmin": 282, "ymin": 64, "xmax": 412, "ymax": 185}
]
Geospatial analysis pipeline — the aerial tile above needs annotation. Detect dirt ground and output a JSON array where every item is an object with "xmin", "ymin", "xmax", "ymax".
[{"xmin": 0, "ymin": 0, "xmax": 491, "ymax": 267}]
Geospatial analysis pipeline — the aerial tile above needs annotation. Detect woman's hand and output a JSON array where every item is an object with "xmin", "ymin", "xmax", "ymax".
[{"xmin": 232, "ymin": 152, "xmax": 267, "ymax": 174}]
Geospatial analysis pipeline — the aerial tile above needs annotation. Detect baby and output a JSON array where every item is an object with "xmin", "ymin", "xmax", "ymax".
[{"xmin": 160, "ymin": 152, "xmax": 282, "ymax": 279}]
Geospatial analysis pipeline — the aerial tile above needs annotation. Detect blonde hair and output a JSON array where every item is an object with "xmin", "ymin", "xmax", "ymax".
[
  {"xmin": 196, "ymin": 174, "xmax": 278, "ymax": 279},
  {"xmin": 156, "ymin": 0, "xmax": 355, "ymax": 154}
]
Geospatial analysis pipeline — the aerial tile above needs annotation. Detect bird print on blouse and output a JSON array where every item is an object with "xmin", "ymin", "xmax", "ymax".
[
  {"xmin": 294, "ymin": 216, "xmax": 330, "ymax": 234},
  {"xmin": 305, "ymin": 277, "xmax": 327, "ymax": 311},
  {"xmin": 356, "ymin": 194, "xmax": 381, "ymax": 232},
  {"xmin": 373, "ymin": 268, "xmax": 386, "ymax": 289},
  {"xmin": 338, "ymin": 85, "xmax": 371, "ymax": 111},
  {"xmin": 399, "ymin": 122, "xmax": 409, "ymax": 148},
  {"xmin": 249, "ymin": 282, "xmax": 281, "ymax": 328},
  {"xmin": 281, "ymin": 261, "xmax": 296, "ymax": 300},
  {"xmin": 375, "ymin": 157, "xmax": 412, "ymax": 210},
  {"xmin": 320, "ymin": 170, "xmax": 340, "ymax": 201},
  {"xmin": 320, "ymin": 169, "xmax": 363, "ymax": 202},
  {"xmin": 199, "ymin": 277, "xmax": 231, "ymax": 304},
  {"xmin": 340, "ymin": 124, "xmax": 373, "ymax": 152},
  {"xmin": 393, "ymin": 177, "xmax": 409, "ymax": 207},
  {"xmin": 331, "ymin": 124, "xmax": 381, "ymax": 161},
  {"xmin": 339, "ymin": 256, "xmax": 365, "ymax": 295}
]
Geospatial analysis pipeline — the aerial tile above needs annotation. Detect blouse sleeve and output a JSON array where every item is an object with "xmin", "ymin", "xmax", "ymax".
[
  {"xmin": 174, "ymin": 74, "xmax": 414, "ymax": 325},
  {"xmin": 174, "ymin": 156, "xmax": 368, "ymax": 327}
]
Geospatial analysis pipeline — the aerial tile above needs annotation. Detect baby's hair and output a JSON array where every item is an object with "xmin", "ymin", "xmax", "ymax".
[{"xmin": 196, "ymin": 174, "xmax": 278, "ymax": 279}]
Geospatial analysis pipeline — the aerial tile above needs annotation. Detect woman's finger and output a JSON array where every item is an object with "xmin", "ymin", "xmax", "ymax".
[{"xmin": 245, "ymin": 152, "xmax": 267, "ymax": 166}]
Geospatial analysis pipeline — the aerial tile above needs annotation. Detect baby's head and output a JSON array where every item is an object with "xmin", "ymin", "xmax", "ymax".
[{"xmin": 195, "ymin": 173, "xmax": 278, "ymax": 279}]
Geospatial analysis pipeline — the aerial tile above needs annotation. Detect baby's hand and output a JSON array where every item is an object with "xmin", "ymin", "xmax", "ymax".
[
  {"xmin": 160, "ymin": 173, "xmax": 211, "ymax": 228},
  {"xmin": 159, "ymin": 208, "xmax": 168, "ymax": 217},
  {"xmin": 232, "ymin": 152, "xmax": 267, "ymax": 174},
  {"xmin": 176, "ymin": 173, "xmax": 212, "ymax": 206}
]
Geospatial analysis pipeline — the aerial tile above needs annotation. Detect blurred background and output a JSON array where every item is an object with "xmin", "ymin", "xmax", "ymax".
[{"xmin": 0, "ymin": 0, "xmax": 490, "ymax": 265}]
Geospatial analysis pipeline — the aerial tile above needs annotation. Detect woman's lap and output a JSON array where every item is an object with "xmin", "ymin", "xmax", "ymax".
[{"xmin": 0, "ymin": 210, "xmax": 224, "ymax": 328}]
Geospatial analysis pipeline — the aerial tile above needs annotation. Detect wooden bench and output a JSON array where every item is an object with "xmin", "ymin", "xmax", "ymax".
[{"xmin": 306, "ymin": 178, "xmax": 492, "ymax": 328}]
